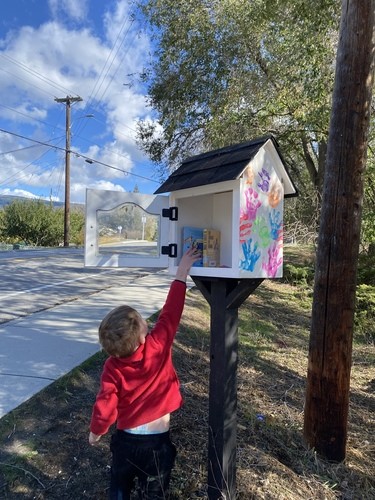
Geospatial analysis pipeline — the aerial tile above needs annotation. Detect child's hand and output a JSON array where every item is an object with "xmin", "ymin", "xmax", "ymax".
[
  {"xmin": 176, "ymin": 247, "xmax": 202, "ymax": 281},
  {"xmin": 89, "ymin": 431, "xmax": 102, "ymax": 445}
]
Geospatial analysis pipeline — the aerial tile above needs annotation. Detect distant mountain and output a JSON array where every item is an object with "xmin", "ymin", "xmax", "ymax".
[{"xmin": 0, "ymin": 195, "xmax": 84, "ymax": 210}]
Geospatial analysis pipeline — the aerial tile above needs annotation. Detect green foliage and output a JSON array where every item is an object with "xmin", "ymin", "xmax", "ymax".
[
  {"xmin": 283, "ymin": 263, "xmax": 315, "ymax": 286},
  {"xmin": 357, "ymin": 251, "xmax": 375, "ymax": 286},
  {"xmin": 135, "ymin": 0, "xmax": 374, "ymax": 252},
  {"xmin": 354, "ymin": 284, "xmax": 375, "ymax": 345},
  {"xmin": 0, "ymin": 200, "xmax": 84, "ymax": 247},
  {"xmin": 361, "ymin": 158, "xmax": 375, "ymax": 251},
  {"xmin": 66, "ymin": 208, "xmax": 85, "ymax": 246},
  {"xmin": 136, "ymin": 0, "xmax": 339, "ymax": 189},
  {"xmin": 0, "ymin": 208, "xmax": 5, "ymax": 238}
]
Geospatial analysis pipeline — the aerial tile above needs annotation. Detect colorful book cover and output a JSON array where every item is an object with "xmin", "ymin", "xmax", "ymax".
[
  {"xmin": 182, "ymin": 227, "xmax": 204, "ymax": 267},
  {"xmin": 203, "ymin": 229, "xmax": 220, "ymax": 267}
]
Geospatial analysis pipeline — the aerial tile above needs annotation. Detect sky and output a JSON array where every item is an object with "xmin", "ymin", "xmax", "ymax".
[{"xmin": 0, "ymin": 0, "xmax": 161, "ymax": 204}]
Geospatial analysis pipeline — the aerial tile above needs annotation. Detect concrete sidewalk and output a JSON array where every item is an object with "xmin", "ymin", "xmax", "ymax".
[{"xmin": 0, "ymin": 270, "xmax": 179, "ymax": 419}]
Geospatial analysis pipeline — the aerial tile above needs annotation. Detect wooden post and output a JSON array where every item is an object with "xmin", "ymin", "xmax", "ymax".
[
  {"xmin": 304, "ymin": 0, "xmax": 375, "ymax": 461},
  {"xmin": 192, "ymin": 278, "xmax": 263, "ymax": 499}
]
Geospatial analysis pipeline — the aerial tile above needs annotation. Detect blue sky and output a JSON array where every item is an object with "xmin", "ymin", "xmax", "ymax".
[{"xmin": 0, "ymin": 0, "xmax": 161, "ymax": 203}]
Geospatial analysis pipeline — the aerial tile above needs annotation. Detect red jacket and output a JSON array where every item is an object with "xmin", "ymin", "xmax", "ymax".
[{"xmin": 90, "ymin": 280, "xmax": 186, "ymax": 435}]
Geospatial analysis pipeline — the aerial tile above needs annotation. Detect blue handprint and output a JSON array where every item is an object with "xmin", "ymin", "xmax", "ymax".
[
  {"xmin": 269, "ymin": 209, "xmax": 282, "ymax": 241},
  {"xmin": 240, "ymin": 238, "xmax": 261, "ymax": 271}
]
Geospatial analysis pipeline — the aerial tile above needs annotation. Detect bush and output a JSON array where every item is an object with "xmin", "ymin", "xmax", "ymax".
[
  {"xmin": 0, "ymin": 200, "xmax": 84, "ymax": 247},
  {"xmin": 282, "ymin": 263, "xmax": 315, "ymax": 286},
  {"xmin": 354, "ymin": 284, "xmax": 375, "ymax": 344},
  {"xmin": 357, "ymin": 251, "xmax": 375, "ymax": 285}
]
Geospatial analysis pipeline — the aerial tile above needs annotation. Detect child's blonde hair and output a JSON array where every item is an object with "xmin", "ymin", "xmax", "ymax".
[{"xmin": 99, "ymin": 305, "xmax": 143, "ymax": 357}]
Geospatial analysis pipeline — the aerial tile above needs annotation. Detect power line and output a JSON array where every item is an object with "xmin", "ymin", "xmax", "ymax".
[
  {"xmin": 1, "ymin": 143, "xmax": 51, "ymax": 156},
  {"xmin": 0, "ymin": 53, "xmax": 81, "ymax": 98},
  {"xmin": 0, "ymin": 127, "xmax": 159, "ymax": 183},
  {"xmin": 0, "ymin": 102, "xmax": 139, "ymax": 168},
  {"xmin": 0, "ymin": 103, "xmax": 66, "ymax": 133}
]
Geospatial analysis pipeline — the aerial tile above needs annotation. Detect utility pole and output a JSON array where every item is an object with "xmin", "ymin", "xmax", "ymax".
[
  {"xmin": 54, "ymin": 95, "xmax": 83, "ymax": 247},
  {"xmin": 304, "ymin": 0, "xmax": 374, "ymax": 461}
]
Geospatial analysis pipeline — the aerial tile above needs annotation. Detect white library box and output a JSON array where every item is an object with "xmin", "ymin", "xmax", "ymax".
[{"xmin": 85, "ymin": 135, "xmax": 297, "ymax": 279}]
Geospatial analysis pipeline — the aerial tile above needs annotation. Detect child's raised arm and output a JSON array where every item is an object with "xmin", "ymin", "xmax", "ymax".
[{"xmin": 175, "ymin": 247, "xmax": 202, "ymax": 282}]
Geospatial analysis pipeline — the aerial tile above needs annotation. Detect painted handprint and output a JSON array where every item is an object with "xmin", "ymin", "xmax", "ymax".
[
  {"xmin": 269, "ymin": 209, "xmax": 283, "ymax": 241},
  {"xmin": 262, "ymin": 242, "xmax": 283, "ymax": 277},
  {"xmin": 257, "ymin": 168, "xmax": 270, "ymax": 192},
  {"xmin": 244, "ymin": 165, "xmax": 255, "ymax": 185},
  {"xmin": 240, "ymin": 238, "xmax": 261, "ymax": 271},
  {"xmin": 268, "ymin": 179, "xmax": 283, "ymax": 208},
  {"xmin": 253, "ymin": 216, "xmax": 271, "ymax": 248},
  {"xmin": 243, "ymin": 187, "xmax": 262, "ymax": 221},
  {"xmin": 239, "ymin": 220, "xmax": 252, "ymax": 243}
]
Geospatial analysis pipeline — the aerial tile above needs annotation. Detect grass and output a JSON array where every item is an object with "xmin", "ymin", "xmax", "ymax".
[{"xmin": 0, "ymin": 245, "xmax": 374, "ymax": 499}]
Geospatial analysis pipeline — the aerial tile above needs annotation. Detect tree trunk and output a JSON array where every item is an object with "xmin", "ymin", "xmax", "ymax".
[{"xmin": 304, "ymin": 0, "xmax": 375, "ymax": 461}]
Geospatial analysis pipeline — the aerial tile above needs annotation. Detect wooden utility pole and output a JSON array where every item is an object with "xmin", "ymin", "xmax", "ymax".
[
  {"xmin": 304, "ymin": 0, "xmax": 374, "ymax": 461},
  {"xmin": 54, "ymin": 96, "xmax": 82, "ymax": 247}
]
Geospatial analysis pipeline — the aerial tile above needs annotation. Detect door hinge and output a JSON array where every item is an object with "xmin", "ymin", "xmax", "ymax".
[
  {"xmin": 162, "ymin": 207, "xmax": 178, "ymax": 221},
  {"xmin": 161, "ymin": 243, "xmax": 178, "ymax": 258}
]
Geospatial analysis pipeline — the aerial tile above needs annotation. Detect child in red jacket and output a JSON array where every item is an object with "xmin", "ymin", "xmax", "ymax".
[{"xmin": 89, "ymin": 247, "xmax": 201, "ymax": 499}]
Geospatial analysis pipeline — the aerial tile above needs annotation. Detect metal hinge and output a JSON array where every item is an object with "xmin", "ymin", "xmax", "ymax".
[
  {"xmin": 162, "ymin": 207, "xmax": 178, "ymax": 221},
  {"xmin": 161, "ymin": 243, "xmax": 178, "ymax": 258}
]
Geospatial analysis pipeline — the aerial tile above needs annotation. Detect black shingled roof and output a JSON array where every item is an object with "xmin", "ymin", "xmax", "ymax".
[{"xmin": 154, "ymin": 135, "xmax": 297, "ymax": 196}]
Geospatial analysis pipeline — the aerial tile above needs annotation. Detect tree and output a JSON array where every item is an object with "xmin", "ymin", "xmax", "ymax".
[
  {"xmin": 136, "ymin": 0, "xmax": 339, "ymax": 189},
  {"xmin": 67, "ymin": 207, "xmax": 85, "ymax": 246},
  {"xmin": 304, "ymin": 0, "xmax": 375, "ymax": 461},
  {"xmin": 1, "ymin": 200, "xmax": 84, "ymax": 247}
]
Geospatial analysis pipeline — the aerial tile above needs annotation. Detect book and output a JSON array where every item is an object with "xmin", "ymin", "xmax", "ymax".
[
  {"xmin": 203, "ymin": 229, "xmax": 221, "ymax": 267},
  {"xmin": 182, "ymin": 227, "xmax": 204, "ymax": 267}
]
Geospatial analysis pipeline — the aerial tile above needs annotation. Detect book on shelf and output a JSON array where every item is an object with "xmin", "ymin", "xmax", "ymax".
[
  {"xmin": 182, "ymin": 227, "xmax": 221, "ymax": 267},
  {"xmin": 182, "ymin": 226, "xmax": 204, "ymax": 267},
  {"xmin": 203, "ymin": 229, "xmax": 221, "ymax": 267}
]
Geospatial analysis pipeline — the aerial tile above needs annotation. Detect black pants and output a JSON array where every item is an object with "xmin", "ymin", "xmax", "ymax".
[{"xmin": 109, "ymin": 430, "xmax": 177, "ymax": 500}]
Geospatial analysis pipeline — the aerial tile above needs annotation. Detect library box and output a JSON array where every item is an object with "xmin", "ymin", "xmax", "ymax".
[{"xmin": 85, "ymin": 135, "xmax": 297, "ymax": 278}]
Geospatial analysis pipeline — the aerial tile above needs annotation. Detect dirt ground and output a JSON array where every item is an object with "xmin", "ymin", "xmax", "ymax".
[{"xmin": 0, "ymin": 279, "xmax": 374, "ymax": 499}]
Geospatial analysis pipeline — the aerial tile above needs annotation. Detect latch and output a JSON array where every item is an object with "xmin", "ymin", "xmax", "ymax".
[
  {"xmin": 162, "ymin": 207, "xmax": 178, "ymax": 221},
  {"xmin": 161, "ymin": 243, "xmax": 178, "ymax": 258}
]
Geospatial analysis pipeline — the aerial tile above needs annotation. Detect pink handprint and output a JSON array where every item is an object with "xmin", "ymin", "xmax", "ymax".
[
  {"xmin": 244, "ymin": 188, "xmax": 262, "ymax": 221},
  {"xmin": 262, "ymin": 242, "xmax": 283, "ymax": 277}
]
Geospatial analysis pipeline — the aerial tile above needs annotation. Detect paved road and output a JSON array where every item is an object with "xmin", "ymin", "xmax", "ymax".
[
  {"xmin": 0, "ymin": 247, "xmax": 174, "ymax": 417},
  {"xmin": 0, "ymin": 247, "xmax": 156, "ymax": 324}
]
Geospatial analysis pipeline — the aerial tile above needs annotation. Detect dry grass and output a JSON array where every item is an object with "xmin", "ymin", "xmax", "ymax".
[{"xmin": 0, "ymin": 246, "xmax": 374, "ymax": 499}]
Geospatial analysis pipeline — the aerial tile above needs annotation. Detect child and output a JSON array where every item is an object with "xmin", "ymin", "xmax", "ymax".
[{"xmin": 89, "ymin": 247, "xmax": 201, "ymax": 499}]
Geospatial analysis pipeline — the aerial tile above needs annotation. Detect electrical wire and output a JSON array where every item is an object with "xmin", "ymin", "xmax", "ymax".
[
  {"xmin": 0, "ymin": 53, "xmax": 81, "ymax": 98},
  {"xmin": 75, "ymin": 4, "xmax": 140, "ymax": 137},
  {"xmin": 0, "ymin": 139, "xmax": 64, "ymax": 186},
  {"xmin": 0, "ymin": 127, "xmax": 159, "ymax": 184},
  {"xmin": 0, "ymin": 103, "xmax": 66, "ymax": 134},
  {"xmin": 0, "ymin": 103, "xmax": 141, "ymax": 177}
]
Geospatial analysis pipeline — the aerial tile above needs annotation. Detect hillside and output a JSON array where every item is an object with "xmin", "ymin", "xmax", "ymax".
[{"xmin": 0, "ymin": 195, "xmax": 84, "ymax": 210}]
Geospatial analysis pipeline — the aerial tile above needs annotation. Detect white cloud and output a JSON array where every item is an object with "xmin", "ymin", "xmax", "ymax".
[
  {"xmin": 0, "ymin": 188, "xmax": 42, "ymax": 199},
  {"xmin": 48, "ymin": 0, "xmax": 89, "ymax": 22},
  {"xmin": 0, "ymin": 2, "xmax": 157, "ymax": 203}
]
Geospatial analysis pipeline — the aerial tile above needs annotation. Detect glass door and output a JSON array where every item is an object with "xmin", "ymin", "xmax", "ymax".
[{"xmin": 85, "ymin": 189, "xmax": 170, "ymax": 268}]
